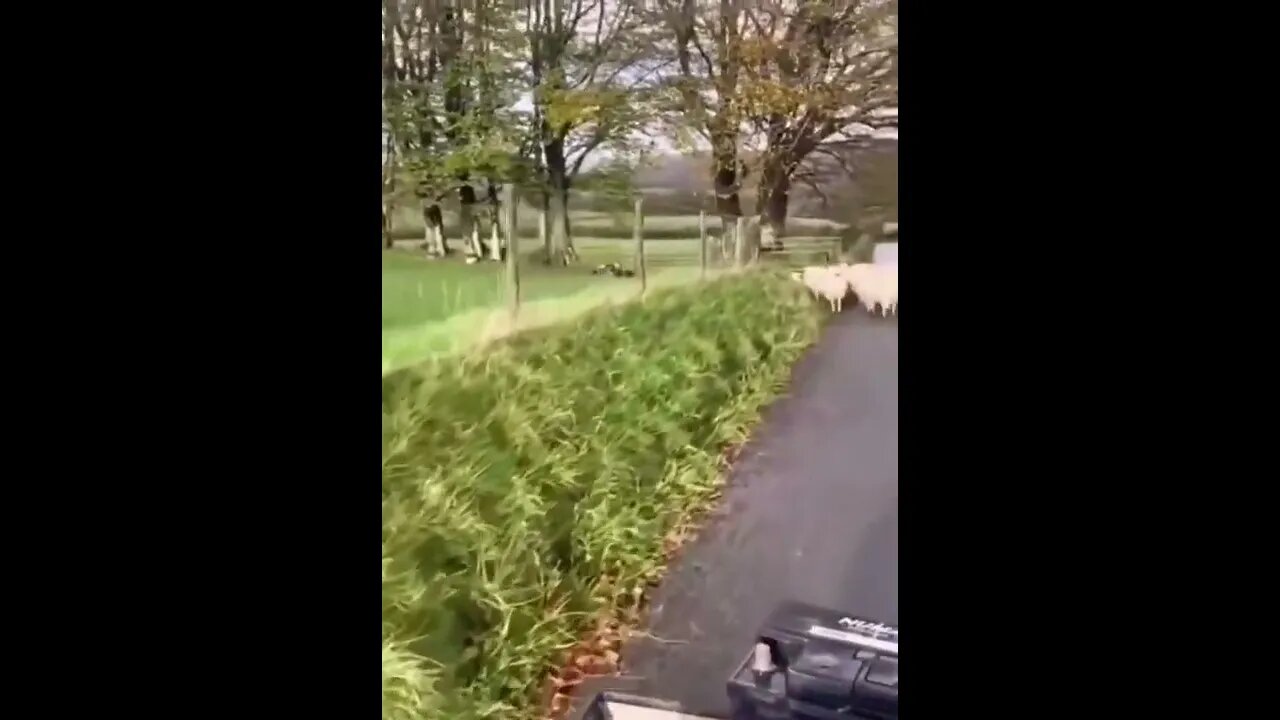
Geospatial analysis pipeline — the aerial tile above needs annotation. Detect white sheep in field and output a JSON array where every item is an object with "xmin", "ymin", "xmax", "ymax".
[{"xmin": 791, "ymin": 266, "xmax": 850, "ymax": 312}]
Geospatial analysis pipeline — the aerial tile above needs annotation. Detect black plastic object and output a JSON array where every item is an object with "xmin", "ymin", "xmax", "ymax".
[
  {"xmin": 578, "ymin": 690, "xmax": 722, "ymax": 720},
  {"xmin": 726, "ymin": 601, "xmax": 898, "ymax": 720}
]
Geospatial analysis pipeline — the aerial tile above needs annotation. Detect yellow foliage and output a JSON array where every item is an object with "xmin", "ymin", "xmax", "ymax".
[
  {"xmin": 545, "ymin": 87, "xmax": 629, "ymax": 133},
  {"xmin": 738, "ymin": 79, "xmax": 804, "ymax": 116}
]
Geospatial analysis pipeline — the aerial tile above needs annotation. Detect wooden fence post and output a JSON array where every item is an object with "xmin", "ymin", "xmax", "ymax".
[
  {"xmin": 503, "ymin": 185, "xmax": 519, "ymax": 320},
  {"xmin": 698, "ymin": 210, "xmax": 707, "ymax": 280},
  {"xmin": 538, "ymin": 206, "xmax": 549, "ymax": 263},
  {"xmin": 735, "ymin": 216, "xmax": 748, "ymax": 269},
  {"xmin": 634, "ymin": 195, "xmax": 647, "ymax": 294},
  {"xmin": 747, "ymin": 219, "xmax": 757, "ymax": 266}
]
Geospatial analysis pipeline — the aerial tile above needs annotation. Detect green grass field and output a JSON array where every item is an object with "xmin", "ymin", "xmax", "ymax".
[
  {"xmin": 382, "ymin": 252, "xmax": 593, "ymax": 330},
  {"xmin": 382, "ymin": 238, "xmax": 841, "ymax": 373},
  {"xmin": 382, "ymin": 238, "xmax": 710, "ymax": 372}
]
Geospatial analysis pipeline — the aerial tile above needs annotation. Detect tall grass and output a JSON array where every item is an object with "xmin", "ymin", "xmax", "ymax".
[{"xmin": 381, "ymin": 270, "xmax": 823, "ymax": 719}]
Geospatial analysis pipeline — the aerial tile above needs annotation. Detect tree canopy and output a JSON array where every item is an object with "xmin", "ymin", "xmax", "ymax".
[{"xmin": 381, "ymin": 0, "xmax": 898, "ymax": 257}]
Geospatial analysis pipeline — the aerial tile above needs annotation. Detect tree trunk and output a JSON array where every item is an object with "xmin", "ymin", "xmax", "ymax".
[
  {"xmin": 544, "ymin": 138, "xmax": 577, "ymax": 265},
  {"xmin": 711, "ymin": 133, "xmax": 743, "ymax": 261},
  {"xmin": 714, "ymin": 164, "xmax": 743, "ymax": 219},
  {"xmin": 547, "ymin": 181, "xmax": 571, "ymax": 266},
  {"xmin": 458, "ymin": 183, "xmax": 482, "ymax": 258},
  {"xmin": 559, "ymin": 182, "xmax": 576, "ymax": 262},
  {"xmin": 503, "ymin": 184, "xmax": 520, "ymax": 319},
  {"xmin": 422, "ymin": 202, "xmax": 447, "ymax": 257},
  {"xmin": 488, "ymin": 184, "xmax": 503, "ymax": 261},
  {"xmin": 422, "ymin": 223, "xmax": 435, "ymax": 256},
  {"xmin": 755, "ymin": 160, "xmax": 790, "ymax": 250},
  {"xmin": 540, "ymin": 191, "xmax": 552, "ymax": 263},
  {"xmin": 479, "ymin": 182, "xmax": 498, "ymax": 260},
  {"xmin": 380, "ymin": 0, "xmax": 396, "ymax": 254},
  {"xmin": 421, "ymin": 202, "xmax": 434, "ymax": 256}
]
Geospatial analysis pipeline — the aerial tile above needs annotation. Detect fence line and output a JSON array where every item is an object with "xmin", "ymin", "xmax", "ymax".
[{"xmin": 456, "ymin": 196, "xmax": 843, "ymax": 315}]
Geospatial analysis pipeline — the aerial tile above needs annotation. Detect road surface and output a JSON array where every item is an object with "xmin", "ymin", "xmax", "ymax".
[{"xmin": 610, "ymin": 308, "xmax": 898, "ymax": 718}]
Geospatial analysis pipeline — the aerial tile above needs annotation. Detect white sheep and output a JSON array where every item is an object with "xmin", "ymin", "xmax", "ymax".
[
  {"xmin": 829, "ymin": 263, "xmax": 874, "ymax": 312},
  {"xmin": 831, "ymin": 262, "xmax": 894, "ymax": 316},
  {"xmin": 880, "ymin": 265, "xmax": 898, "ymax": 316},
  {"xmin": 796, "ymin": 266, "xmax": 825, "ymax": 300},
  {"xmin": 791, "ymin": 266, "xmax": 825, "ymax": 304},
  {"xmin": 852, "ymin": 265, "xmax": 898, "ymax": 316},
  {"xmin": 834, "ymin": 263, "xmax": 874, "ymax": 293},
  {"xmin": 791, "ymin": 266, "xmax": 849, "ymax": 312}
]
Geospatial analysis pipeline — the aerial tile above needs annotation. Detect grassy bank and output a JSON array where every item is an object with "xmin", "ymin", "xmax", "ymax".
[{"xmin": 381, "ymin": 270, "xmax": 824, "ymax": 720}]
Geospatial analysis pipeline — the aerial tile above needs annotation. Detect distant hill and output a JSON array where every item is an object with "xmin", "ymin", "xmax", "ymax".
[{"xmin": 605, "ymin": 138, "xmax": 898, "ymax": 223}]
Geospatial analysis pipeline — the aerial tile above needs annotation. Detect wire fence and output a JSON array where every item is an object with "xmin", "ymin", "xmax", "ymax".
[{"xmin": 381, "ymin": 193, "xmax": 846, "ymax": 372}]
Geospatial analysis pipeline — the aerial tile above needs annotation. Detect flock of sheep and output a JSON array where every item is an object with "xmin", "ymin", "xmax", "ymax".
[{"xmin": 791, "ymin": 263, "xmax": 899, "ymax": 316}]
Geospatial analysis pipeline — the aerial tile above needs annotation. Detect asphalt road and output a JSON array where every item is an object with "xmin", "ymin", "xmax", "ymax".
[{"xmin": 611, "ymin": 308, "xmax": 899, "ymax": 718}]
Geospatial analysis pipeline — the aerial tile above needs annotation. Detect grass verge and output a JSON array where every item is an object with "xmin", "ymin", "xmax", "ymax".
[
  {"xmin": 381, "ymin": 265, "xmax": 728, "ymax": 375},
  {"xmin": 381, "ymin": 269, "xmax": 824, "ymax": 720}
]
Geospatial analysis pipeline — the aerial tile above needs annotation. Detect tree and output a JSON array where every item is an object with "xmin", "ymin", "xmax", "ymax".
[
  {"xmin": 796, "ymin": 135, "xmax": 897, "ymax": 256},
  {"xmin": 653, "ymin": 0, "xmax": 752, "ymax": 244},
  {"xmin": 523, "ymin": 0, "xmax": 659, "ymax": 265},
  {"xmin": 382, "ymin": 0, "xmax": 446, "ymax": 257},
  {"xmin": 738, "ymin": 0, "xmax": 897, "ymax": 243},
  {"xmin": 382, "ymin": 0, "xmax": 528, "ymax": 259},
  {"xmin": 650, "ymin": 1, "xmax": 895, "ymax": 251},
  {"xmin": 446, "ymin": 0, "xmax": 530, "ymax": 260},
  {"xmin": 383, "ymin": 2, "xmax": 400, "ymax": 250}
]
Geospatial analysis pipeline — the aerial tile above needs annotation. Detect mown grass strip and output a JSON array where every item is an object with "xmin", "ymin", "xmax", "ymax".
[{"xmin": 381, "ymin": 266, "xmax": 730, "ymax": 375}]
